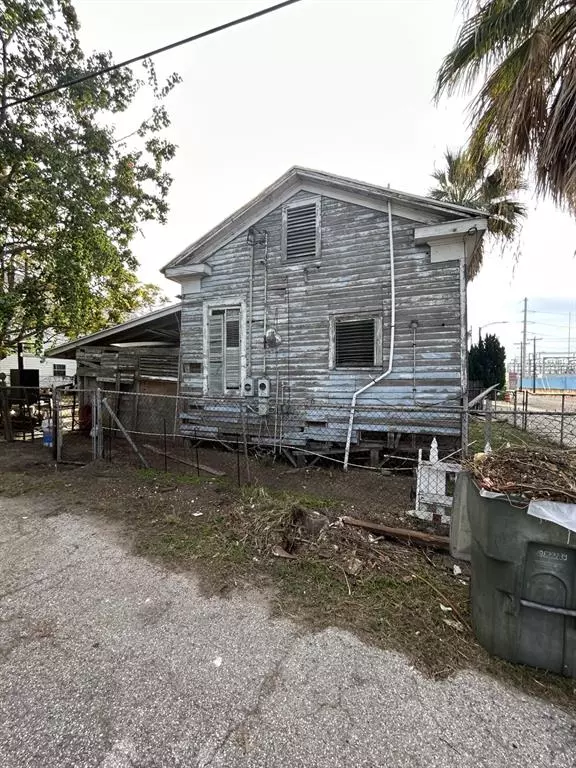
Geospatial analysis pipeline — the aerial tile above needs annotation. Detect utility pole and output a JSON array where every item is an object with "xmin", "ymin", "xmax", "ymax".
[{"xmin": 520, "ymin": 297, "xmax": 528, "ymax": 391}]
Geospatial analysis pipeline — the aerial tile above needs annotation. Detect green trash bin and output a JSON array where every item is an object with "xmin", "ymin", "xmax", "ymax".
[{"xmin": 467, "ymin": 474, "xmax": 576, "ymax": 678}]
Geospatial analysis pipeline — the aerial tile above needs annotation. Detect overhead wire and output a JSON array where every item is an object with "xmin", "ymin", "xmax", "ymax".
[{"xmin": 4, "ymin": 0, "xmax": 303, "ymax": 110}]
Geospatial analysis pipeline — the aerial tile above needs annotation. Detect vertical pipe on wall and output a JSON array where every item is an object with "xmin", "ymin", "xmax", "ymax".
[
  {"xmin": 459, "ymin": 247, "xmax": 469, "ymax": 457},
  {"xmin": 343, "ymin": 200, "xmax": 396, "ymax": 471},
  {"xmin": 262, "ymin": 232, "xmax": 269, "ymax": 375},
  {"xmin": 247, "ymin": 229, "xmax": 255, "ymax": 376}
]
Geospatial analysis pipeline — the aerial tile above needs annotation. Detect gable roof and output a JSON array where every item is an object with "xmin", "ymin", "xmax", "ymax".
[
  {"xmin": 46, "ymin": 303, "xmax": 181, "ymax": 359},
  {"xmin": 162, "ymin": 166, "xmax": 487, "ymax": 272}
]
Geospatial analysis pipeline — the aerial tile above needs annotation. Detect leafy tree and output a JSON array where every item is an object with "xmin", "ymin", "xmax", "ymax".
[
  {"xmin": 468, "ymin": 333, "xmax": 506, "ymax": 390},
  {"xmin": 435, "ymin": 0, "xmax": 576, "ymax": 212},
  {"xmin": 0, "ymin": 0, "xmax": 180, "ymax": 357},
  {"xmin": 430, "ymin": 146, "xmax": 526, "ymax": 278}
]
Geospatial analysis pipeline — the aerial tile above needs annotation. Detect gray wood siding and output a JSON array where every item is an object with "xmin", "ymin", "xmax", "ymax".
[{"xmin": 180, "ymin": 191, "xmax": 462, "ymax": 410}]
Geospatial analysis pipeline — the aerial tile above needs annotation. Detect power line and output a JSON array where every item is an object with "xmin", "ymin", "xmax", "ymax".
[
  {"xmin": 5, "ymin": 0, "xmax": 303, "ymax": 110},
  {"xmin": 527, "ymin": 309, "xmax": 572, "ymax": 316}
]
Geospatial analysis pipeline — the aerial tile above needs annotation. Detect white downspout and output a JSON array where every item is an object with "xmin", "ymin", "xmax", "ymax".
[
  {"xmin": 343, "ymin": 199, "xmax": 396, "ymax": 471},
  {"xmin": 247, "ymin": 234, "xmax": 255, "ymax": 376},
  {"xmin": 262, "ymin": 232, "xmax": 269, "ymax": 375}
]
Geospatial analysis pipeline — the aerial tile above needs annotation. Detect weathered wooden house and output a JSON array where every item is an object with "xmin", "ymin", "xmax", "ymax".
[{"xmin": 163, "ymin": 167, "xmax": 487, "ymax": 464}]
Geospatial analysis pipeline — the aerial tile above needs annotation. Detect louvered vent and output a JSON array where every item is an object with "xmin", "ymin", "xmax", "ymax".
[
  {"xmin": 286, "ymin": 203, "xmax": 317, "ymax": 260},
  {"xmin": 140, "ymin": 355, "xmax": 179, "ymax": 379},
  {"xmin": 335, "ymin": 319, "xmax": 375, "ymax": 367}
]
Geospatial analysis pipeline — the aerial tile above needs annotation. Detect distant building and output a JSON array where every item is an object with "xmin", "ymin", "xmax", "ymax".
[{"xmin": 0, "ymin": 353, "xmax": 76, "ymax": 388}]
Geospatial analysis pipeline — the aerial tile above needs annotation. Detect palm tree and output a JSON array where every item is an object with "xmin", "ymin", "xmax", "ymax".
[
  {"xmin": 430, "ymin": 147, "xmax": 526, "ymax": 277},
  {"xmin": 435, "ymin": 1, "xmax": 576, "ymax": 212}
]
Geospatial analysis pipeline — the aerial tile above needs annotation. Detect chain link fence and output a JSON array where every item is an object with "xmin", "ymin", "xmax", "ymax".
[
  {"xmin": 472, "ymin": 391, "xmax": 576, "ymax": 450},
  {"xmin": 4, "ymin": 384, "xmax": 575, "ymax": 528},
  {"xmin": 82, "ymin": 388, "xmax": 470, "ymax": 525}
]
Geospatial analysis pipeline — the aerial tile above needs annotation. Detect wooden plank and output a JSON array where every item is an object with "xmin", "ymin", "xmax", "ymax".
[
  {"xmin": 142, "ymin": 443, "xmax": 226, "ymax": 477},
  {"xmin": 341, "ymin": 515, "xmax": 450, "ymax": 550}
]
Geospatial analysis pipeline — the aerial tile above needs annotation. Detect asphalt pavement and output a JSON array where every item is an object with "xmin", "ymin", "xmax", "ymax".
[{"xmin": 0, "ymin": 496, "xmax": 574, "ymax": 768}]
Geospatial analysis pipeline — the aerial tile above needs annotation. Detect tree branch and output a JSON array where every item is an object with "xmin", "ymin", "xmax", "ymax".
[{"xmin": 0, "ymin": 29, "xmax": 14, "ymax": 128}]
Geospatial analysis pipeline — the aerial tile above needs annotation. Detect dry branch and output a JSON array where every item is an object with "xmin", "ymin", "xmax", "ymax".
[{"xmin": 341, "ymin": 516, "xmax": 450, "ymax": 551}]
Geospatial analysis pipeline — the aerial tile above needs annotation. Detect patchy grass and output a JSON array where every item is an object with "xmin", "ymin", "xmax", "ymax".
[
  {"xmin": 1, "ymin": 458, "xmax": 574, "ymax": 711},
  {"xmin": 137, "ymin": 467, "xmax": 217, "ymax": 487},
  {"xmin": 469, "ymin": 416, "xmax": 560, "ymax": 451}
]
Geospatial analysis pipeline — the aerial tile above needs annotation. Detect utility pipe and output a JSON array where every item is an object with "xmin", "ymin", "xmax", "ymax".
[
  {"xmin": 343, "ymin": 199, "xmax": 396, "ymax": 470},
  {"xmin": 262, "ymin": 232, "xmax": 269, "ymax": 375},
  {"xmin": 247, "ymin": 229, "xmax": 255, "ymax": 376}
]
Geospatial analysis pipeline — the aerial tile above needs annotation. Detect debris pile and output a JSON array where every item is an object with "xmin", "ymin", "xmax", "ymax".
[{"xmin": 466, "ymin": 446, "xmax": 576, "ymax": 504}]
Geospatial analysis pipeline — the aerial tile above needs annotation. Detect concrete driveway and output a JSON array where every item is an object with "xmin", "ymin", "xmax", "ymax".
[{"xmin": 0, "ymin": 496, "xmax": 574, "ymax": 768}]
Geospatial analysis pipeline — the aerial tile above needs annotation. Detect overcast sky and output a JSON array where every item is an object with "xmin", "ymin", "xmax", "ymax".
[{"xmin": 75, "ymin": 0, "xmax": 576, "ymax": 364}]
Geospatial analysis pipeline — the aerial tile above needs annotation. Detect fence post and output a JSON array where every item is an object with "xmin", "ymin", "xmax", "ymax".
[
  {"xmin": 52, "ymin": 388, "xmax": 59, "ymax": 461},
  {"xmin": 93, "ymin": 388, "xmax": 104, "ymax": 460},
  {"xmin": 240, "ymin": 403, "xmax": 251, "ymax": 484},
  {"xmin": 484, "ymin": 403, "xmax": 492, "ymax": 452},
  {"xmin": 71, "ymin": 390, "xmax": 77, "ymax": 432},
  {"xmin": 163, "ymin": 417, "xmax": 168, "ymax": 473},
  {"xmin": 560, "ymin": 394, "xmax": 566, "ymax": 447},
  {"xmin": 522, "ymin": 391, "xmax": 528, "ymax": 431},
  {"xmin": 513, "ymin": 389, "xmax": 518, "ymax": 428},
  {"xmin": 236, "ymin": 440, "xmax": 241, "ymax": 487},
  {"xmin": 0, "ymin": 374, "xmax": 13, "ymax": 442},
  {"xmin": 194, "ymin": 429, "xmax": 200, "ymax": 477},
  {"xmin": 56, "ymin": 389, "xmax": 63, "ymax": 462}
]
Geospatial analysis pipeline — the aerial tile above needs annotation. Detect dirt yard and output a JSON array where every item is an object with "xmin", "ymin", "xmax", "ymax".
[
  {"xmin": 0, "ymin": 438, "xmax": 574, "ymax": 711},
  {"xmin": 60, "ymin": 431, "xmax": 419, "ymax": 527}
]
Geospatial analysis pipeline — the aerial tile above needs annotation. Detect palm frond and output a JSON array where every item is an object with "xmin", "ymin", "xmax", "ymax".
[
  {"xmin": 436, "ymin": 0, "xmax": 576, "ymax": 213},
  {"xmin": 429, "ymin": 144, "xmax": 526, "ymax": 277}
]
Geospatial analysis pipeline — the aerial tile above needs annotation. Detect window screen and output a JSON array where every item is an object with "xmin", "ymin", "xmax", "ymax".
[
  {"xmin": 286, "ymin": 202, "xmax": 318, "ymax": 260},
  {"xmin": 335, "ymin": 319, "xmax": 375, "ymax": 367}
]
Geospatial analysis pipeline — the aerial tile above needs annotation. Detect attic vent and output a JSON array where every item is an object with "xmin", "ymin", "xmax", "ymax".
[
  {"xmin": 284, "ymin": 201, "xmax": 319, "ymax": 261},
  {"xmin": 335, "ymin": 319, "xmax": 376, "ymax": 367}
]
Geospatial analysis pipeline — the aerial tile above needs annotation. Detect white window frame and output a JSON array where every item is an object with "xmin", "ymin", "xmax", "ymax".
[
  {"xmin": 52, "ymin": 363, "xmax": 66, "ymax": 377},
  {"xmin": 282, "ymin": 196, "xmax": 321, "ymax": 262},
  {"xmin": 202, "ymin": 298, "xmax": 246, "ymax": 395},
  {"xmin": 328, "ymin": 313, "xmax": 383, "ymax": 370}
]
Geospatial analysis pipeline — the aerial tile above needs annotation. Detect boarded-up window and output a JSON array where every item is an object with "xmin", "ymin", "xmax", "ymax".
[
  {"xmin": 285, "ymin": 201, "xmax": 319, "ymax": 261},
  {"xmin": 335, "ymin": 319, "xmax": 375, "ymax": 367},
  {"xmin": 208, "ymin": 307, "xmax": 241, "ymax": 393}
]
